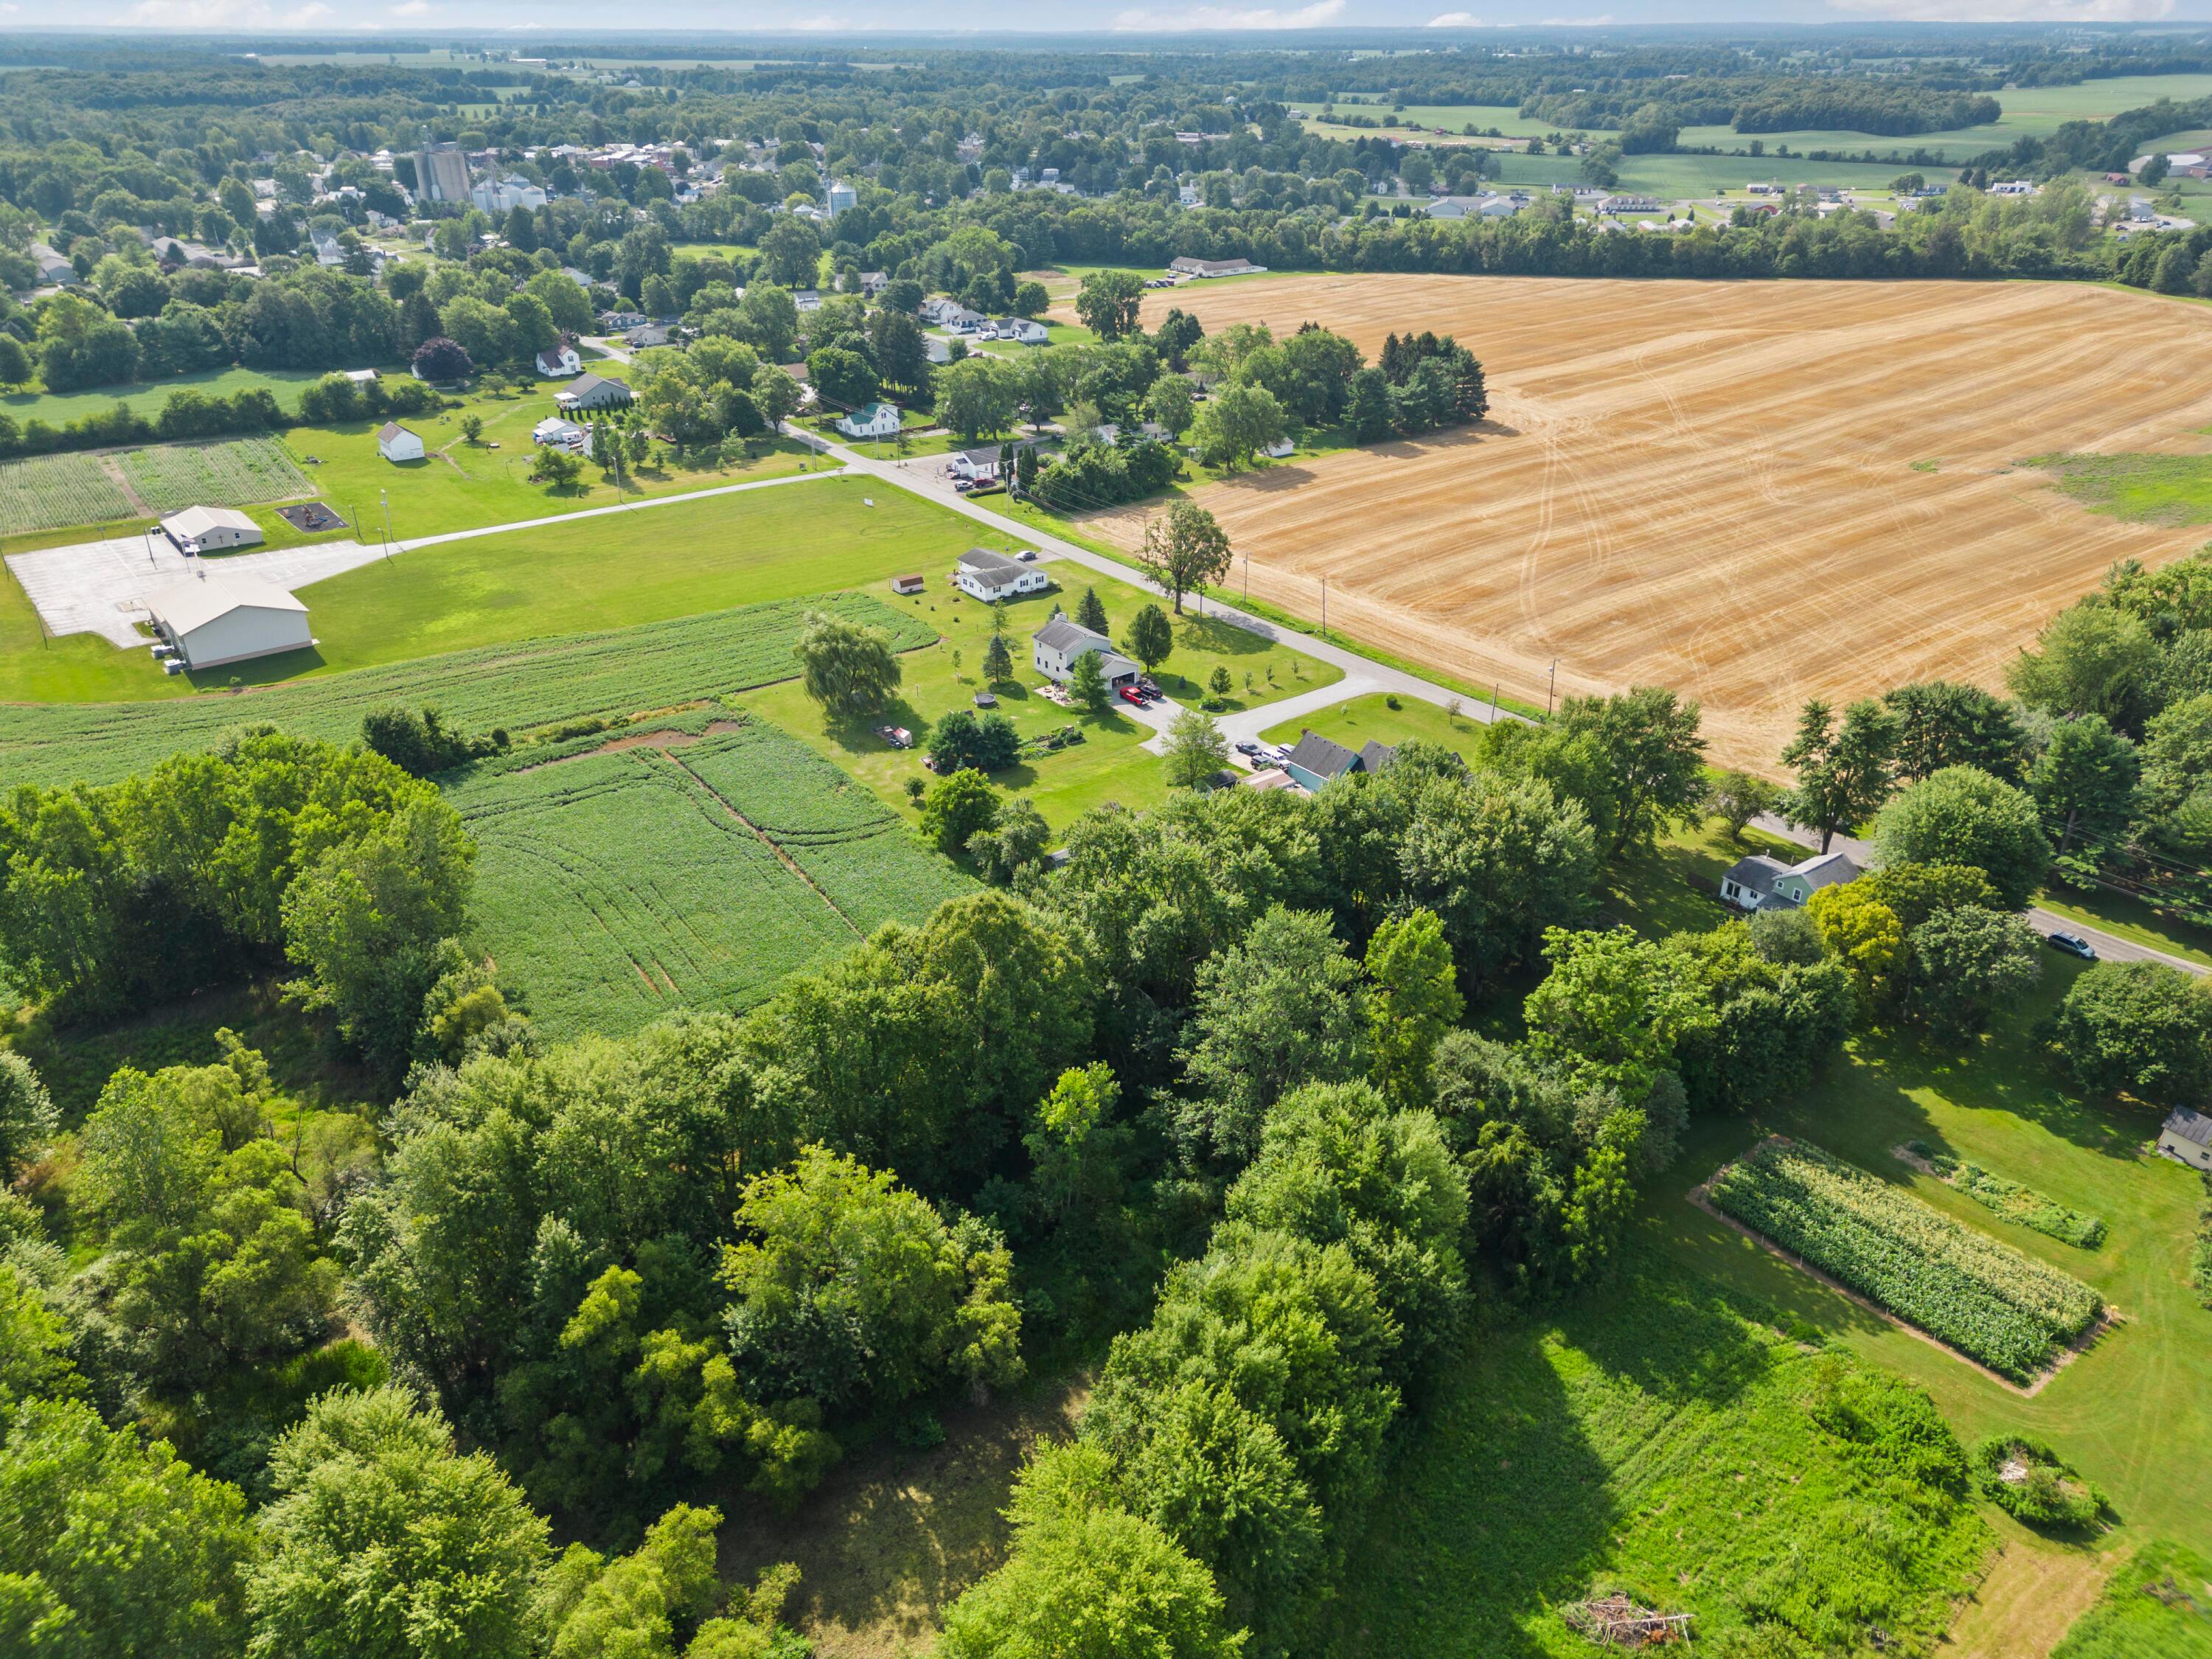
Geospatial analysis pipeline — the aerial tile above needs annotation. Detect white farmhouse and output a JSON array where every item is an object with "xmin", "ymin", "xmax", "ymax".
[
  {"xmin": 377, "ymin": 422, "xmax": 425, "ymax": 462},
  {"xmin": 143, "ymin": 574, "xmax": 311, "ymax": 670},
  {"xmin": 159, "ymin": 504, "xmax": 262, "ymax": 555},
  {"xmin": 835, "ymin": 401, "xmax": 902, "ymax": 440},
  {"xmin": 955, "ymin": 548, "xmax": 1048, "ymax": 602},
  {"xmin": 532, "ymin": 416, "xmax": 593, "ymax": 456}
]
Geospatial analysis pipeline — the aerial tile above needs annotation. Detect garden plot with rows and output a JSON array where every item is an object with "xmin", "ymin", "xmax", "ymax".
[
  {"xmin": 1707, "ymin": 1136, "xmax": 2104, "ymax": 1382},
  {"xmin": 114, "ymin": 435, "xmax": 310, "ymax": 516},
  {"xmin": 0, "ymin": 451, "xmax": 134, "ymax": 536}
]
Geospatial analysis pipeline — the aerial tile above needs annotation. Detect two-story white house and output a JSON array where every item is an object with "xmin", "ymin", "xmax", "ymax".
[
  {"xmin": 1032, "ymin": 611, "xmax": 1138, "ymax": 688},
  {"xmin": 835, "ymin": 402, "xmax": 902, "ymax": 440},
  {"xmin": 955, "ymin": 548, "xmax": 1049, "ymax": 602}
]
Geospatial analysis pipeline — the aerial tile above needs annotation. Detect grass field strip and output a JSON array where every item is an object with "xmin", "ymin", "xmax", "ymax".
[{"xmin": 0, "ymin": 593, "xmax": 930, "ymax": 786}]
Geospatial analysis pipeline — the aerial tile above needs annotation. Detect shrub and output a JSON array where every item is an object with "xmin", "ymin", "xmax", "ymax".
[{"xmin": 1973, "ymin": 1435, "xmax": 2106, "ymax": 1531}]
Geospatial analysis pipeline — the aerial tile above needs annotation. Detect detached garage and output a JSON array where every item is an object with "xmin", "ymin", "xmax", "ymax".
[
  {"xmin": 159, "ymin": 504, "xmax": 263, "ymax": 555},
  {"xmin": 143, "ymin": 574, "xmax": 312, "ymax": 670}
]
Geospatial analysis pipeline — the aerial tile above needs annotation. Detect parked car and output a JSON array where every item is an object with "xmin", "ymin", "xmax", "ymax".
[
  {"xmin": 2045, "ymin": 931, "xmax": 2098, "ymax": 961},
  {"xmin": 1118, "ymin": 686, "xmax": 1147, "ymax": 707},
  {"xmin": 1017, "ymin": 549, "xmax": 1038, "ymax": 562},
  {"xmin": 874, "ymin": 725, "xmax": 915, "ymax": 749},
  {"xmin": 1234, "ymin": 740, "xmax": 1262, "ymax": 757},
  {"xmin": 1137, "ymin": 676, "xmax": 1163, "ymax": 698}
]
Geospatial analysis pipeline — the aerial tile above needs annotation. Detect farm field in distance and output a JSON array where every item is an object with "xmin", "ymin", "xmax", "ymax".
[{"xmin": 1078, "ymin": 274, "xmax": 2212, "ymax": 767}]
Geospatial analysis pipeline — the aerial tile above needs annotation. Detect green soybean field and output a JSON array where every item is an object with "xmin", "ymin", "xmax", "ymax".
[
  {"xmin": 0, "ymin": 593, "xmax": 931, "ymax": 785},
  {"xmin": 450, "ymin": 714, "xmax": 972, "ymax": 1038},
  {"xmin": 0, "ymin": 451, "xmax": 135, "ymax": 536},
  {"xmin": 114, "ymin": 435, "xmax": 311, "ymax": 516},
  {"xmin": 1707, "ymin": 1136, "xmax": 2104, "ymax": 1382}
]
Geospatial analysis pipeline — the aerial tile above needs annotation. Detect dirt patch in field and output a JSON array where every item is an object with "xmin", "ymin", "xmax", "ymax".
[{"xmin": 1074, "ymin": 276, "xmax": 2212, "ymax": 768}]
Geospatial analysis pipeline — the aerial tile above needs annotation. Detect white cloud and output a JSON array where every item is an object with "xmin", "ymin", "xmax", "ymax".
[
  {"xmin": 389, "ymin": 0, "xmax": 428, "ymax": 12},
  {"xmin": 1826, "ymin": 0, "xmax": 2168, "ymax": 15},
  {"xmin": 1113, "ymin": 0, "xmax": 1345, "ymax": 29},
  {"xmin": 1427, "ymin": 10, "xmax": 1479, "ymax": 21}
]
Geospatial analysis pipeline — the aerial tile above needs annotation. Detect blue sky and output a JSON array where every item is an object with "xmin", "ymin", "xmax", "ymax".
[{"xmin": 48, "ymin": 0, "xmax": 2212, "ymax": 34}]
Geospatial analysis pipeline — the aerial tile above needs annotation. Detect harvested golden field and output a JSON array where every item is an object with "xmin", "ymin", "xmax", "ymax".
[{"xmin": 1079, "ymin": 276, "xmax": 2212, "ymax": 766}]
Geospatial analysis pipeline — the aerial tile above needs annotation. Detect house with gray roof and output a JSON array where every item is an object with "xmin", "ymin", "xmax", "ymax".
[
  {"xmin": 1719, "ymin": 848, "xmax": 1860, "ymax": 911},
  {"xmin": 1033, "ymin": 611, "xmax": 1138, "ymax": 689},
  {"xmin": 1281, "ymin": 730, "xmax": 1396, "ymax": 792},
  {"xmin": 2159, "ymin": 1107, "xmax": 2212, "ymax": 1172},
  {"xmin": 555, "ymin": 371, "xmax": 633, "ymax": 413},
  {"xmin": 955, "ymin": 547, "xmax": 1048, "ymax": 602}
]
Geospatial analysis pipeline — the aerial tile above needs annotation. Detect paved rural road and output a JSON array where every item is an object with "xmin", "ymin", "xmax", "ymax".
[
  {"xmin": 1754, "ymin": 815, "xmax": 2206, "ymax": 977},
  {"xmin": 791, "ymin": 426, "xmax": 1523, "ymax": 733}
]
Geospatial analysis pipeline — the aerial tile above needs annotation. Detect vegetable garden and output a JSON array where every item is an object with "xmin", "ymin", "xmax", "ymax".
[
  {"xmin": 451, "ymin": 714, "xmax": 971, "ymax": 1038},
  {"xmin": 114, "ymin": 435, "xmax": 310, "ymax": 516},
  {"xmin": 1707, "ymin": 1137, "xmax": 2104, "ymax": 1382},
  {"xmin": 0, "ymin": 451, "xmax": 133, "ymax": 535},
  {"xmin": 0, "ymin": 593, "xmax": 931, "ymax": 785},
  {"xmin": 1901, "ymin": 1141, "xmax": 2109, "ymax": 1249}
]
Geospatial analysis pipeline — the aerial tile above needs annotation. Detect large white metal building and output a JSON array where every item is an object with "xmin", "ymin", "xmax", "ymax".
[{"xmin": 142, "ymin": 574, "xmax": 312, "ymax": 670}]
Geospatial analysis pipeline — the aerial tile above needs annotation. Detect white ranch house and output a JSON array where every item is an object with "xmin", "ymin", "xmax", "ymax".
[
  {"xmin": 2159, "ymin": 1107, "xmax": 2212, "ymax": 1172},
  {"xmin": 159, "ymin": 504, "xmax": 262, "ymax": 554},
  {"xmin": 955, "ymin": 547, "xmax": 1048, "ymax": 602}
]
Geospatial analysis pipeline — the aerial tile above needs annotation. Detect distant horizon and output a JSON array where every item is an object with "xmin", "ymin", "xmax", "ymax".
[{"xmin": 22, "ymin": 10, "xmax": 2212, "ymax": 39}]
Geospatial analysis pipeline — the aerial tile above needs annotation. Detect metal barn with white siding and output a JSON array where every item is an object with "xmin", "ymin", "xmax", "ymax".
[{"xmin": 142, "ymin": 575, "xmax": 312, "ymax": 670}]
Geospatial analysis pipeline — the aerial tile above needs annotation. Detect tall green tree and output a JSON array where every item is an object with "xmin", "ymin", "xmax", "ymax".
[
  {"xmin": 1554, "ymin": 686, "xmax": 1707, "ymax": 858},
  {"xmin": 793, "ymin": 608, "xmax": 902, "ymax": 717},
  {"xmin": 2028, "ymin": 714, "xmax": 2138, "ymax": 872},
  {"xmin": 1873, "ymin": 767, "xmax": 2053, "ymax": 911},
  {"xmin": 1139, "ymin": 501, "xmax": 1233, "ymax": 615},
  {"xmin": 1363, "ymin": 908, "xmax": 1463, "ymax": 1107},
  {"xmin": 1127, "ymin": 602, "xmax": 1174, "ymax": 672},
  {"xmin": 1073, "ymin": 269, "xmax": 1146, "ymax": 341},
  {"xmin": 938, "ymin": 1442, "xmax": 1240, "ymax": 1659},
  {"xmin": 0, "ymin": 1051, "xmax": 55, "ymax": 1181},
  {"xmin": 1883, "ymin": 680, "xmax": 2030, "ymax": 784},
  {"xmin": 1781, "ymin": 697, "xmax": 1897, "ymax": 852},
  {"xmin": 248, "ymin": 1387, "xmax": 549, "ymax": 1659},
  {"xmin": 1163, "ymin": 709, "xmax": 1231, "ymax": 790}
]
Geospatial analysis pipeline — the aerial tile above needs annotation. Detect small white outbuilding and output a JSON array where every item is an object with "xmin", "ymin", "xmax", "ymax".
[
  {"xmin": 159, "ymin": 504, "xmax": 263, "ymax": 554},
  {"xmin": 142, "ymin": 574, "xmax": 312, "ymax": 670},
  {"xmin": 378, "ymin": 421, "xmax": 425, "ymax": 463}
]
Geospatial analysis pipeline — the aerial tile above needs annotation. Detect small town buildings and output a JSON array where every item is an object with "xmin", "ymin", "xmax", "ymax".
[
  {"xmin": 536, "ymin": 336, "xmax": 584, "ymax": 377},
  {"xmin": 956, "ymin": 547, "xmax": 1049, "ymax": 602},
  {"xmin": 1281, "ymin": 730, "xmax": 1396, "ymax": 792},
  {"xmin": 859, "ymin": 271, "xmax": 889, "ymax": 296},
  {"xmin": 623, "ymin": 324, "xmax": 672, "ymax": 349},
  {"xmin": 991, "ymin": 318, "xmax": 1049, "ymax": 345},
  {"xmin": 1424, "ymin": 194, "xmax": 1515, "ymax": 220},
  {"xmin": 2159, "ymin": 1107, "xmax": 2212, "ymax": 1172},
  {"xmin": 939, "ymin": 305, "xmax": 987, "ymax": 333},
  {"xmin": 556, "ymin": 372, "xmax": 633, "ymax": 413},
  {"xmin": 891, "ymin": 574, "xmax": 927, "ymax": 596},
  {"xmin": 1719, "ymin": 848, "xmax": 1860, "ymax": 911},
  {"xmin": 835, "ymin": 402, "xmax": 902, "ymax": 440},
  {"xmin": 1033, "ymin": 611, "xmax": 1138, "ymax": 686},
  {"xmin": 826, "ymin": 181, "xmax": 857, "ymax": 218},
  {"xmin": 792, "ymin": 288, "xmax": 823, "ymax": 312},
  {"xmin": 1597, "ymin": 193, "xmax": 1662, "ymax": 214},
  {"xmin": 598, "ymin": 309, "xmax": 649, "ymax": 331},
  {"xmin": 142, "ymin": 574, "xmax": 311, "ymax": 669},
  {"xmin": 532, "ymin": 416, "xmax": 592, "ymax": 456},
  {"xmin": 342, "ymin": 367, "xmax": 379, "ymax": 385},
  {"xmin": 29, "ymin": 243, "xmax": 77, "ymax": 285},
  {"xmin": 1168, "ymin": 256, "xmax": 1266, "ymax": 279},
  {"xmin": 1242, "ymin": 767, "xmax": 1301, "ymax": 793},
  {"xmin": 377, "ymin": 422, "xmax": 425, "ymax": 462},
  {"xmin": 925, "ymin": 335, "xmax": 954, "ymax": 365},
  {"xmin": 159, "ymin": 505, "xmax": 262, "ymax": 555},
  {"xmin": 471, "ymin": 174, "xmax": 549, "ymax": 215}
]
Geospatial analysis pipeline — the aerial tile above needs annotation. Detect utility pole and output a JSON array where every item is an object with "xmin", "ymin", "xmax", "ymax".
[
  {"xmin": 1320, "ymin": 573, "xmax": 1327, "ymax": 640},
  {"xmin": 380, "ymin": 489, "xmax": 393, "ymax": 559},
  {"xmin": 1242, "ymin": 552, "xmax": 1250, "ymax": 600},
  {"xmin": 1547, "ymin": 658, "xmax": 1557, "ymax": 718}
]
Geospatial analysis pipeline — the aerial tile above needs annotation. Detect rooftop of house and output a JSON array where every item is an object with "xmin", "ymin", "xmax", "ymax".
[
  {"xmin": 1722, "ymin": 848, "xmax": 1860, "ymax": 900},
  {"xmin": 2165, "ymin": 1107, "xmax": 2212, "ymax": 1148},
  {"xmin": 1034, "ymin": 615, "xmax": 1110, "ymax": 654},
  {"xmin": 1284, "ymin": 729, "xmax": 1394, "ymax": 782}
]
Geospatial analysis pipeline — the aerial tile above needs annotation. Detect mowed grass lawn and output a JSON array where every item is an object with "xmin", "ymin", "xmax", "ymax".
[
  {"xmin": 260, "ymin": 473, "xmax": 1012, "ymax": 678},
  {"xmin": 1607, "ymin": 818, "xmax": 2212, "ymax": 1557},
  {"xmin": 1262, "ymin": 687, "xmax": 1503, "ymax": 754},
  {"xmin": 266, "ymin": 383, "xmax": 818, "ymax": 546},
  {"xmin": 749, "ymin": 565, "xmax": 1341, "ymax": 833},
  {"xmin": 0, "ymin": 364, "xmax": 338, "ymax": 428}
]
